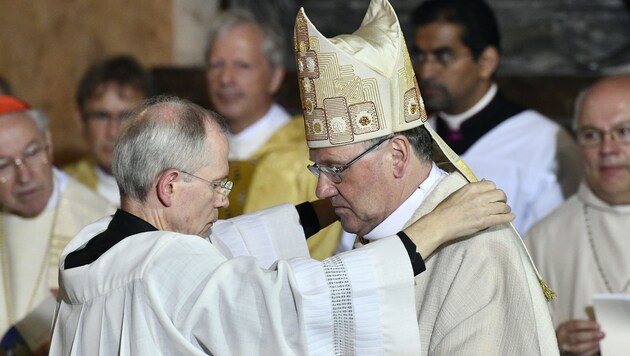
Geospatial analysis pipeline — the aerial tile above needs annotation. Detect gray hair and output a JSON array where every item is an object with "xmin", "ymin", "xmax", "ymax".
[
  {"xmin": 205, "ymin": 8, "xmax": 286, "ymax": 69},
  {"xmin": 363, "ymin": 126, "xmax": 433, "ymax": 161},
  {"xmin": 26, "ymin": 109, "xmax": 49, "ymax": 133},
  {"xmin": 112, "ymin": 96, "xmax": 227, "ymax": 202}
]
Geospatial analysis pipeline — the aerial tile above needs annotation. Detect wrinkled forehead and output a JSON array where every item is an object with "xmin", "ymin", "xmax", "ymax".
[{"xmin": 0, "ymin": 112, "xmax": 44, "ymax": 137}]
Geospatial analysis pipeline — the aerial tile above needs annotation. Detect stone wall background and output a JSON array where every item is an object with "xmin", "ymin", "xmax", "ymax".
[{"xmin": 227, "ymin": 0, "xmax": 630, "ymax": 75}]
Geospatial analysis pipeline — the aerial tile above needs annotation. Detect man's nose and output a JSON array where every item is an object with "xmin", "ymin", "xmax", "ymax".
[
  {"xmin": 216, "ymin": 191, "xmax": 230, "ymax": 209},
  {"xmin": 599, "ymin": 133, "xmax": 622, "ymax": 154},
  {"xmin": 106, "ymin": 116, "xmax": 124, "ymax": 138},
  {"xmin": 218, "ymin": 65, "xmax": 236, "ymax": 85},
  {"xmin": 15, "ymin": 158, "xmax": 34, "ymax": 184},
  {"xmin": 315, "ymin": 174, "xmax": 338, "ymax": 200}
]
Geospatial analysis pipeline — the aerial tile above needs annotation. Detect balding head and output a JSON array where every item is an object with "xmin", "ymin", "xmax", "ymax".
[{"xmin": 113, "ymin": 97, "xmax": 227, "ymax": 202}]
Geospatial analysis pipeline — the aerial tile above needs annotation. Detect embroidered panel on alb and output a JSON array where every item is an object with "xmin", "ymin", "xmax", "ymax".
[{"xmin": 323, "ymin": 255, "xmax": 355, "ymax": 355}]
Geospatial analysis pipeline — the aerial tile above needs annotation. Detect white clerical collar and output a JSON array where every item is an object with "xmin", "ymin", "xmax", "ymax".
[
  {"xmin": 438, "ymin": 83, "xmax": 498, "ymax": 131},
  {"xmin": 227, "ymin": 103, "xmax": 291, "ymax": 160},
  {"xmin": 45, "ymin": 167, "xmax": 69, "ymax": 210},
  {"xmin": 95, "ymin": 165, "xmax": 120, "ymax": 207},
  {"xmin": 364, "ymin": 162, "xmax": 447, "ymax": 241},
  {"xmin": 579, "ymin": 181, "xmax": 630, "ymax": 213}
]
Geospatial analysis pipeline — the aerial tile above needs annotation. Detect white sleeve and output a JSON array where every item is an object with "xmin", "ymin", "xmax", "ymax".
[
  {"xmin": 209, "ymin": 203, "xmax": 310, "ymax": 268},
  {"xmin": 287, "ymin": 236, "xmax": 421, "ymax": 355}
]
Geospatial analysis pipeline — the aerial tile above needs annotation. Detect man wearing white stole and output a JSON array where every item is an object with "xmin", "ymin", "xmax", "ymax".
[
  {"xmin": 526, "ymin": 75, "xmax": 630, "ymax": 355},
  {"xmin": 0, "ymin": 95, "xmax": 113, "ymax": 355},
  {"xmin": 295, "ymin": 0, "xmax": 559, "ymax": 354}
]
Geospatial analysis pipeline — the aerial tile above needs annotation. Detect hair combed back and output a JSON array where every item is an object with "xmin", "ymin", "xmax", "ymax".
[
  {"xmin": 363, "ymin": 126, "xmax": 433, "ymax": 162},
  {"xmin": 411, "ymin": 0, "xmax": 501, "ymax": 59},
  {"xmin": 112, "ymin": 96, "xmax": 227, "ymax": 201},
  {"xmin": 205, "ymin": 8, "xmax": 286, "ymax": 69}
]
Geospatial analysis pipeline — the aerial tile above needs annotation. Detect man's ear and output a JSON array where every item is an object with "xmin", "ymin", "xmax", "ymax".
[
  {"xmin": 268, "ymin": 66, "xmax": 286, "ymax": 95},
  {"xmin": 477, "ymin": 46, "xmax": 499, "ymax": 80},
  {"xmin": 156, "ymin": 169, "xmax": 180, "ymax": 207},
  {"xmin": 389, "ymin": 135, "xmax": 411, "ymax": 178}
]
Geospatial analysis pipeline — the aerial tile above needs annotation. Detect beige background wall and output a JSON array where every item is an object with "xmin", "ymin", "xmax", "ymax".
[{"xmin": 0, "ymin": 0, "xmax": 218, "ymax": 165}]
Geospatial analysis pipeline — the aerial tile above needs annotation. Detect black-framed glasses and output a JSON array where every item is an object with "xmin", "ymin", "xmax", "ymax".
[
  {"xmin": 0, "ymin": 143, "xmax": 49, "ymax": 184},
  {"xmin": 576, "ymin": 122, "xmax": 630, "ymax": 147},
  {"xmin": 180, "ymin": 170, "xmax": 233, "ymax": 196},
  {"xmin": 307, "ymin": 136, "xmax": 391, "ymax": 184}
]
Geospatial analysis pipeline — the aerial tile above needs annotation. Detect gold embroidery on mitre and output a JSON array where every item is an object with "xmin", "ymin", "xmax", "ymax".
[
  {"xmin": 304, "ymin": 97, "xmax": 314, "ymax": 114},
  {"xmin": 324, "ymin": 97, "xmax": 354, "ymax": 145},
  {"xmin": 349, "ymin": 102, "xmax": 380, "ymax": 135},
  {"xmin": 415, "ymin": 76, "xmax": 429, "ymax": 122},
  {"xmin": 404, "ymin": 88, "xmax": 421, "ymax": 123},
  {"xmin": 295, "ymin": 8, "xmax": 393, "ymax": 147},
  {"xmin": 296, "ymin": 11, "xmax": 327, "ymax": 143}
]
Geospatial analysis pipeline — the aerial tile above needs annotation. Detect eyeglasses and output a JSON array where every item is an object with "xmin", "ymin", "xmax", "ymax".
[
  {"xmin": 83, "ymin": 110, "xmax": 134, "ymax": 123},
  {"xmin": 576, "ymin": 123, "xmax": 630, "ymax": 147},
  {"xmin": 0, "ymin": 143, "xmax": 49, "ymax": 184},
  {"xmin": 307, "ymin": 137, "xmax": 391, "ymax": 184},
  {"xmin": 180, "ymin": 170, "xmax": 233, "ymax": 196}
]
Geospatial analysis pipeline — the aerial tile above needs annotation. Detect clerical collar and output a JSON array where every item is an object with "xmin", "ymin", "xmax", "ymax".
[
  {"xmin": 44, "ymin": 167, "xmax": 69, "ymax": 211},
  {"xmin": 364, "ymin": 162, "xmax": 447, "ymax": 241},
  {"xmin": 578, "ymin": 181, "xmax": 630, "ymax": 213},
  {"xmin": 438, "ymin": 83, "xmax": 498, "ymax": 131},
  {"xmin": 95, "ymin": 164, "xmax": 120, "ymax": 207},
  {"xmin": 64, "ymin": 209, "xmax": 157, "ymax": 269},
  {"xmin": 227, "ymin": 103, "xmax": 291, "ymax": 160}
]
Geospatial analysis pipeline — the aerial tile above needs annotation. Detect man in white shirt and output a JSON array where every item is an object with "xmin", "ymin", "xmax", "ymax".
[
  {"xmin": 295, "ymin": 0, "xmax": 559, "ymax": 353},
  {"xmin": 49, "ymin": 96, "xmax": 513, "ymax": 355},
  {"xmin": 0, "ymin": 95, "xmax": 112, "ymax": 355},
  {"xmin": 205, "ymin": 9, "xmax": 342, "ymax": 259},
  {"xmin": 411, "ymin": 0, "xmax": 582, "ymax": 234},
  {"xmin": 526, "ymin": 74, "xmax": 630, "ymax": 355}
]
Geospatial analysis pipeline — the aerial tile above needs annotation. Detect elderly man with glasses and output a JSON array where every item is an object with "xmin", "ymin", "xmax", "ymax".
[
  {"xmin": 526, "ymin": 74, "xmax": 630, "ymax": 356},
  {"xmin": 297, "ymin": 0, "xmax": 559, "ymax": 353},
  {"xmin": 0, "ymin": 95, "xmax": 113, "ymax": 355}
]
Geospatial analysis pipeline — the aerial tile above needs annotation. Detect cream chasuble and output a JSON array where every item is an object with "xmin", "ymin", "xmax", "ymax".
[
  {"xmin": 526, "ymin": 182, "xmax": 630, "ymax": 327},
  {"xmin": 1, "ymin": 169, "xmax": 113, "ymax": 348},
  {"xmin": 359, "ymin": 170, "xmax": 559, "ymax": 355}
]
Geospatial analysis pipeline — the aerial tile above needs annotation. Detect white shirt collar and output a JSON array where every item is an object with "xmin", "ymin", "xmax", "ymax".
[
  {"xmin": 95, "ymin": 165, "xmax": 120, "ymax": 207},
  {"xmin": 439, "ymin": 83, "xmax": 498, "ymax": 131},
  {"xmin": 227, "ymin": 103, "xmax": 291, "ymax": 160},
  {"xmin": 364, "ymin": 162, "xmax": 447, "ymax": 241},
  {"xmin": 45, "ymin": 167, "xmax": 69, "ymax": 210}
]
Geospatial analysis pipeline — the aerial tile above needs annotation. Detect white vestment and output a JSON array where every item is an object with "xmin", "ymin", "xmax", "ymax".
[
  {"xmin": 430, "ymin": 84, "xmax": 582, "ymax": 234},
  {"xmin": 0, "ymin": 169, "xmax": 113, "ymax": 349},
  {"xmin": 525, "ymin": 182, "xmax": 630, "ymax": 327},
  {"xmin": 364, "ymin": 169, "xmax": 559, "ymax": 355},
  {"xmin": 50, "ymin": 204, "xmax": 421, "ymax": 356}
]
